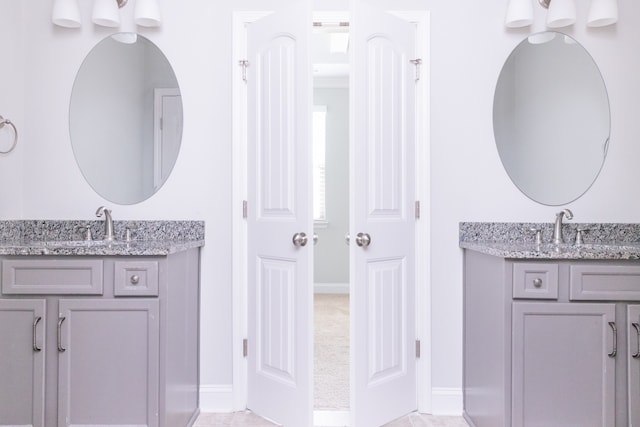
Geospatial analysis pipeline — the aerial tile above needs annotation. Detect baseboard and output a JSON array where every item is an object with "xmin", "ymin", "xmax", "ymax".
[
  {"xmin": 314, "ymin": 410, "xmax": 350, "ymax": 426},
  {"xmin": 430, "ymin": 387, "xmax": 463, "ymax": 416},
  {"xmin": 199, "ymin": 384, "xmax": 234, "ymax": 413},
  {"xmin": 314, "ymin": 282, "xmax": 349, "ymax": 294}
]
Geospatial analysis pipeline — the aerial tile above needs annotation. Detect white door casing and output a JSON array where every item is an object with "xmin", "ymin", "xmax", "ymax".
[
  {"xmin": 350, "ymin": 1, "xmax": 418, "ymax": 426},
  {"xmin": 245, "ymin": 3, "xmax": 314, "ymax": 427}
]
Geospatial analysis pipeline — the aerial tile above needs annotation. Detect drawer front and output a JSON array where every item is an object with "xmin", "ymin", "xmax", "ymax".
[
  {"xmin": 513, "ymin": 263, "xmax": 559, "ymax": 299},
  {"xmin": 2, "ymin": 259, "xmax": 103, "ymax": 295},
  {"xmin": 570, "ymin": 264, "xmax": 640, "ymax": 301},
  {"xmin": 114, "ymin": 260, "xmax": 159, "ymax": 296}
]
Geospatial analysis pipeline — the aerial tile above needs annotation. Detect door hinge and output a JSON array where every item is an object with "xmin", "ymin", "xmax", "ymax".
[
  {"xmin": 415, "ymin": 201, "xmax": 421, "ymax": 219},
  {"xmin": 242, "ymin": 200, "xmax": 248, "ymax": 219},
  {"xmin": 239, "ymin": 59, "xmax": 250, "ymax": 83},
  {"xmin": 410, "ymin": 58, "xmax": 422, "ymax": 81},
  {"xmin": 416, "ymin": 339, "xmax": 421, "ymax": 358},
  {"xmin": 243, "ymin": 338, "xmax": 248, "ymax": 357}
]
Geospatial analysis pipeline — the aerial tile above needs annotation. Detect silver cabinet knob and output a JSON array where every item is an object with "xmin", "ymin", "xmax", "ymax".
[
  {"xmin": 533, "ymin": 278, "xmax": 543, "ymax": 288},
  {"xmin": 355, "ymin": 232, "xmax": 371, "ymax": 248},
  {"xmin": 292, "ymin": 232, "xmax": 308, "ymax": 247},
  {"xmin": 130, "ymin": 275, "xmax": 140, "ymax": 285}
]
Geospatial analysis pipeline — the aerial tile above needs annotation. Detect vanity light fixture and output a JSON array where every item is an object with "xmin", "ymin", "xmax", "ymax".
[
  {"xmin": 92, "ymin": 0, "xmax": 125, "ymax": 27},
  {"xmin": 505, "ymin": 0, "xmax": 534, "ymax": 28},
  {"xmin": 587, "ymin": 0, "xmax": 618, "ymax": 27},
  {"xmin": 543, "ymin": 0, "xmax": 577, "ymax": 28},
  {"xmin": 134, "ymin": 0, "xmax": 162, "ymax": 27},
  {"xmin": 506, "ymin": 0, "xmax": 617, "ymax": 29},
  {"xmin": 52, "ymin": 0, "xmax": 82, "ymax": 28}
]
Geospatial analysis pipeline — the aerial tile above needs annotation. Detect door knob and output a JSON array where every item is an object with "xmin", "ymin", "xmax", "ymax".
[
  {"xmin": 292, "ymin": 232, "xmax": 308, "ymax": 247},
  {"xmin": 355, "ymin": 232, "xmax": 371, "ymax": 248}
]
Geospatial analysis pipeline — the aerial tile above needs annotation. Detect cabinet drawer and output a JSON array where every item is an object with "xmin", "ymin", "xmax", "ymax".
[
  {"xmin": 114, "ymin": 260, "xmax": 159, "ymax": 296},
  {"xmin": 2, "ymin": 259, "xmax": 103, "ymax": 295},
  {"xmin": 570, "ymin": 264, "xmax": 640, "ymax": 301},
  {"xmin": 513, "ymin": 263, "xmax": 559, "ymax": 299}
]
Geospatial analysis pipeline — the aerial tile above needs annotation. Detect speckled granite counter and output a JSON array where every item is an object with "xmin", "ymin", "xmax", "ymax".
[
  {"xmin": 460, "ymin": 222, "xmax": 640, "ymax": 260},
  {"xmin": 0, "ymin": 220, "xmax": 204, "ymax": 256}
]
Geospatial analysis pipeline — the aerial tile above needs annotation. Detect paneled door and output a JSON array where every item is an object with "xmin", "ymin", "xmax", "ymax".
[
  {"xmin": 245, "ymin": 2, "xmax": 314, "ymax": 426},
  {"xmin": 629, "ymin": 305, "xmax": 640, "ymax": 426},
  {"xmin": 350, "ymin": 1, "xmax": 418, "ymax": 426}
]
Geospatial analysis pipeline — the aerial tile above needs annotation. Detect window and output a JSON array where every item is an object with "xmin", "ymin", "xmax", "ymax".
[{"xmin": 313, "ymin": 106, "xmax": 327, "ymax": 224}]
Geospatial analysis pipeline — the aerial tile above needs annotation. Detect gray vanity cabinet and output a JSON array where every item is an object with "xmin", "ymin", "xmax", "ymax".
[
  {"xmin": 57, "ymin": 298, "xmax": 160, "ymax": 427},
  {"xmin": 0, "ymin": 249, "xmax": 200, "ymax": 427},
  {"xmin": 0, "ymin": 299, "xmax": 46, "ymax": 427},
  {"xmin": 630, "ymin": 305, "xmax": 640, "ymax": 426},
  {"xmin": 463, "ymin": 250, "xmax": 640, "ymax": 427},
  {"xmin": 511, "ymin": 302, "xmax": 616, "ymax": 427}
]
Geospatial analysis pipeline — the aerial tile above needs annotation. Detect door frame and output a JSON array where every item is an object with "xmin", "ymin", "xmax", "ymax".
[{"xmin": 231, "ymin": 7, "xmax": 432, "ymax": 416}]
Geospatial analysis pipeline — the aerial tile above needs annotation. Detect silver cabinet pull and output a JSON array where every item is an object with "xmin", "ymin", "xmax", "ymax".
[
  {"xmin": 608, "ymin": 321, "xmax": 617, "ymax": 358},
  {"xmin": 313, "ymin": 233, "xmax": 318, "ymax": 245},
  {"xmin": 130, "ymin": 274, "xmax": 140, "ymax": 285},
  {"xmin": 33, "ymin": 317, "xmax": 42, "ymax": 352},
  {"xmin": 533, "ymin": 278, "xmax": 542, "ymax": 288},
  {"xmin": 57, "ymin": 317, "xmax": 66, "ymax": 352},
  {"xmin": 292, "ymin": 232, "xmax": 308, "ymax": 247},
  {"xmin": 355, "ymin": 232, "xmax": 371, "ymax": 248},
  {"xmin": 632, "ymin": 323, "xmax": 640, "ymax": 359},
  {"xmin": 345, "ymin": 233, "xmax": 350, "ymax": 245}
]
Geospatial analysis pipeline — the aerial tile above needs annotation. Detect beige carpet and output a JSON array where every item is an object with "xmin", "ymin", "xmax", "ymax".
[{"xmin": 314, "ymin": 293, "xmax": 350, "ymax": 410}]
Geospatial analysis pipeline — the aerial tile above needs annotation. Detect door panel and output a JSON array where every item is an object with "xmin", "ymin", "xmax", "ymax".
[
  {"xmin": 350, "ymin": 1, "xmax": 417, "ymax": 425},
  {"xmin": 246, "ymin": 3, "xmax": 313, "ymax": 426},
  {"xmin": 512, "ymin": 302, "xmax": 615, "ymax": 427},
  {"xmin": 0, "ymin": 299, "xmax": 45, "ymax": 427},
  {"xmin": 57, "ymin": 299, "xmax": 159, "ymax": 427},
  {"xmin": 629, "ymin": 305, "xmax": 640, "ymax": 426}
]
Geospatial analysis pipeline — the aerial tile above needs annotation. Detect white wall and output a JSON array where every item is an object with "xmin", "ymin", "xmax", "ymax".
[{"xmin": 3, "ymin": 0, "xmax": 640, "ymax": 414}]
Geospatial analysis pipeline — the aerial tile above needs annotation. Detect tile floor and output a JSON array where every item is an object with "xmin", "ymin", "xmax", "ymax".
[{"xmin": 194, "ymin": 411, "xmax": 469, "ymax": 427}]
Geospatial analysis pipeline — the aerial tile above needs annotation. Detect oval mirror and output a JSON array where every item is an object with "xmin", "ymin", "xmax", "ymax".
[
  {"xmin": 70, "ymin": 33, "xmax": 183, "ymax": 205},
  {"xmin": 493, "ymin": 32, "xmax": 610, "ymax": 206}
]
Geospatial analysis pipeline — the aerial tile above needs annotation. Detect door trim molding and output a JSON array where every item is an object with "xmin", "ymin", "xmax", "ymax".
[{"xmin": 231, "ymin": 8, "xmax": 432, "ymax": 415}]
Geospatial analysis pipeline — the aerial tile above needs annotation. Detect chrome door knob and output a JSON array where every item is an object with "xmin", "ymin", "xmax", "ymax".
[
  {"xmin": 292, "ymin": 232, "xmax": 308, "ymax": 247},
  {"xmin": 355, "ymin": 232, "xmax": 371, "ymax": 248}
]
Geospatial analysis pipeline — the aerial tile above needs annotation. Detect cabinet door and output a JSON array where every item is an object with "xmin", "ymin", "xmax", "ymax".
[
  {"xmin": 0, "ymin": 299, "xmax": 46, "ymax": 427},
  {"xmin": 512, "ymin": 303, "xmax": 616, "ymax": 427},
  {"xmin": 57, "ymin": 299, "xmax": 159, "ymax": 427},
  {"xmin": 629, "ymin": 304, "xmax": 640, "ymax": 427}
]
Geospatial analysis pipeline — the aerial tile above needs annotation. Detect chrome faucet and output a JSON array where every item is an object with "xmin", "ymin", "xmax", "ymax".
[
  {"xmin": 552, "ymin": 209, "xmax": 573, "ymax": 245},
  {"xmin": 95, "ymin": 206, "xmax": 115, "ymax": 241}
]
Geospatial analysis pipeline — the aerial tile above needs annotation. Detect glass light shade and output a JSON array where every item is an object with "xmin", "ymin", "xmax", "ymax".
[
  {"xmin": 587, "ymin": 0, "xmax": 618, "ymax": 27},
  {"xmin": 52, "ymin": 0, "xmax": 81, "ymax": 28},
  {"xmin": 505, "ymin": 0, "xmax": 533, "ymax": 28},
  {"xmin": 546, "ymin": 0, "xmax": 576, "ymax": 28},
  {"xmin": 92, "ymin": 0, "xmax": 121, "ymax": 27},
  {"xmin": 134, "ymin": 0, "xmax": 162, "ymax": 27}
]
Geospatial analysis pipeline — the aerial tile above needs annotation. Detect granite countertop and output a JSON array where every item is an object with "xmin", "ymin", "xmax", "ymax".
[
  {"xmin": 460, "ymin": 222, "xmax": 640, "ymax": 260},
  {"xmin": 0, "ymin": 220, "xmax": 204, "ymax": 256}
]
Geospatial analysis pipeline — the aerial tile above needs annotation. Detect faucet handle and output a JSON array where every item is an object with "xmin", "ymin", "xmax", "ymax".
[
  {"xmin": 530, "ymin": 227, "xmax": 543, "ymax": 245},
  {"xmin": 76, "ymin": 225, "xmax": 93, "ymax": 241},
  {"xmin": 575, "ymin": 228, "xmax": 590, "ymax": 246}
]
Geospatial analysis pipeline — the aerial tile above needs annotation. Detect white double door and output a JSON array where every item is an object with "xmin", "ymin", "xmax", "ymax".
[{"xmin": 246, "ymin": 1, "xmax": 417, "ymax": 426}]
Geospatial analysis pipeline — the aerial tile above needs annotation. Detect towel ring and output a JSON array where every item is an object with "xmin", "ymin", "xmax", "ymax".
[{"xmin": 0, "ymin": 115, "xmax": 18, "ymax": 154}]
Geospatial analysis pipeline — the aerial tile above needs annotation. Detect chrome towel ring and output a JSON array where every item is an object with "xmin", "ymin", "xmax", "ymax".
[{"xmin": 0, "ymin": 115, "xmax": 17, "ymax": 154}]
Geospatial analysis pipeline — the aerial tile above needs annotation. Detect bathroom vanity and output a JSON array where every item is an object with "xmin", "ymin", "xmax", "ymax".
[
  {"xmin": 461, "ymin": 223, "xmax": 640, "ymax": 427},
  {"xmin": 0, "ymin": 220, "xmax": 204, "ymax": 427}
]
